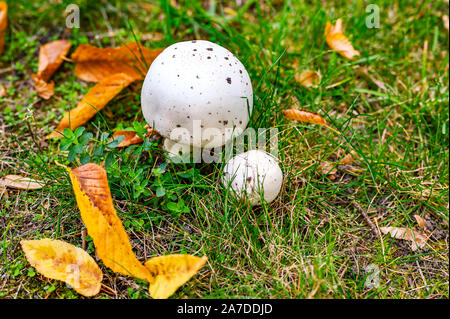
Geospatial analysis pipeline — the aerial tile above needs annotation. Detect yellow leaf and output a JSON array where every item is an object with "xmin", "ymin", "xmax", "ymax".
[
  {"xmin": 0, "ymin": 2, "xmax": 7, "ymax": 56},
  {"xmin": 145, "ymin": 254, "xmax": 208, "ymax": 299},
  {"xmin": 0, "ymin": 174, "xmax": 44, "ymax": 190},
  {"xmin": 21, "ymin": 239, "xmax": 102, "ymax": 297},
  {"xmin": 63, "ymin": 163, "xmax": 153, "ymax": 282},
  {"xmin": 295, "ymin": 70, "xmax": 320, "ymax": 88},
  {"xmin": 380, "ymin": 226, "xmax": 428, "ymax": 251},
  {"xmin": 47, "ymin": 73, "xmax": 137, "ymax": 138},
  {"xmin": 325, "ymin": 19, "xmax": 360, "ymax": 60}
]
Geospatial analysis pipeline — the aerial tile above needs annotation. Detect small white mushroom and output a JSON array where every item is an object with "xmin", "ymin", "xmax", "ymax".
[
  {"xmin": 141, "ymin": 40, "xmax": 253, "ymax": 149},
  {"xmin": 222, "ymin": 150, "xmax": 283, "ymax": 206}
]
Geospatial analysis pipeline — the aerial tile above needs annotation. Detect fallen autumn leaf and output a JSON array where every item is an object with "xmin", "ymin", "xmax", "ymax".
[
  {"xmin": 325, "ymin": 19, "xmax": 360, "ymax": 60},
  {"xmin": 64, "ymin": 162, "xmax": 153, "ymax": 281},
  {"xmin": 63, "ymin": 162, "xmax": 208, "ymax": 298},
  {"xmin": 0, "ymin": 2, "xmax": 7, "ymax": 56},
  {"xmin": 21, "ymin": 238, "xmax": 103, "ymax": 297},
  {"xmin": 317, "ymin": 161, "xmax": 337, "ymax": 179},
  {"xmin": 71, "ymin": 42, "xmax": 163, "ymax": 82},
  {"xmin": 113, "ymin": 124, "xmax": 155, "ymax": 148},
  {"xmin": 380, "ymin": 226, "xmax": 428, "ymax": 251},
  {"xmin": 32, "ymin": 74, "xmax": 55, "ymax": 100},
  {"xmin": 32, "ymin": 40, "xmax": 72, "ymax": 99},
  {"xmin": 283, "ymin": 108, "xmax": 340, "ymax": 134},
  {"xmin": 47, "ymin": 72, "xmax": 137, "ymax": 138},
  {"xmin": 145, "ymin": 254, "xmax": 208, "ymax": 299},
  {"xmin": 295, "ymin": 70, "xmax": 320, "ymax": 88},
  {"xmin": 0, "ymin": 174, "xmax": 44, "ymax": 190}
]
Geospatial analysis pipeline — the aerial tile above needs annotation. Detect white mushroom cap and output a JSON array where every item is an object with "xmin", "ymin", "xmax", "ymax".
[
  {"xmin": 222, "ymin": 150, "xmax": 283, "ymax": 206},
  {"xmin": 141, "ymin": 40, "xmax": 253, "ymax": 148}
]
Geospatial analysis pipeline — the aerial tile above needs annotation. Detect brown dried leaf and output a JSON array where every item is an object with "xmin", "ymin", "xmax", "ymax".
[
  {"xmin": 443, "ymin": 15, "xmax": 449, "ymax": 32},
  {"xmin": 317, "ymin": 161, "xmax": 337, "ymax": 179},
  {"xmin": 32, "ymin": 40, "xmax": 71, "ymax": 99},
  {"xmin": 35, "ymin": 40, "xmax": 72, "ymax": 82},
  {"xmin": 113, "ymin": 130, "xmax": 144, "ymax": 147},
  {"xmin": 0, "ymin": 2, "xmax": 7, "ymax": 55},
  {"xmin": 283, "ymin": 109, "xmax": 339, "ymax": 134},
  {"xmin": 325, "ymin": 19, "xmax": 360, "ymax": 60},
  {"xmin": 339, "ymin": 153, "xmax": 354, "ymax": 165},
  {"xmin": 71, "ymin": 42, "xmax": 163, "ymax": 82},
  {"xmin": 338, "ymin": 150, "xmax": 358, "ymax": 165},
  {"xmin": 21, "ymin": 239, "xmax": 102, "ymax": 297},
  {"xmin": 380, "ymin": 226, "xmax": 428, "ymax": 251},
  {"xmin": 414, "ymin": 215, "xmax": 427, "ymax": 229},
  {"xmin": 0, "ymin": 84, "xmax": 6, "ymax": 97},
  {"xmin": 64, "ymin": 163, "xmax": 153, "ymax": 282},
  {"xmin": 295, "ymin": 70, "xmax": 320, "ymax": 88},
  {"xmin": 0, "ymin": 174, "xmax": 44, "ymax": 190},
  {"xmin": 32, "ymin": 75, "xmax": 55, "ymax": 100},
  {"xmin": 47, "ymin": 73, "xmax": 137, "ymax": 138},
  {"xmin": 113, "ymin": 125, "xmax": 155, "ymax": 148},
  {"xmin": 145, "ymin": 255, "xmax": 208, "ymax": 299}
]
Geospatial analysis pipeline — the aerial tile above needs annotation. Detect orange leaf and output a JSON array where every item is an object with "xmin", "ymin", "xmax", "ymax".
[
  {"xmin": 113, "ymin": 125, "xmax": 155, "ymax": 148},
  {"xmin": 0, "ymin": 1, "xmax": 7, "ymax": 55},
  {"xmin": 47, "ymin": 73, "xmax": 137, "ymax": 138},
  {"xmin": 325, "ymin": 19, "xmax": 360, "ymax": 60},
  {"xmin": 71, "ymin": 42, "xmax": 163, "ymax": 82},
  {"xmin": 32, "ymin": 75, "xmax": 55, "ymax": 100},
  {"xmin": 0, "ymin": 84, "xmax": 6, "ymax": 97},
  {"xmin": 21, "ymin": 238, "xmax": 103, "ymax": 297},
  {"xmin": 32, "ymin": 40, "xmax": 71, "ymax": 99},
  {"xmin": 113, "ymin": 130, "xmax": 144, "ymax": 147},
  {"xmin": 145, "ymin": 255, "xmax": 208, "ymax": 299},
  {"xmin": 35, "ymin": 40, "xmax": 72, "ymax": 82},
  {"xmin": 282, "ymin": 109, "xmax": 339, "ymax": 134},
  {"xmin": 64, "ymin": 163, "xmax": 153, "ymax": 282}
]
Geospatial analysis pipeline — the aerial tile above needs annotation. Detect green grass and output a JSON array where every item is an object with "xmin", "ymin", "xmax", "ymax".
[{"xmin": 0, "ymin": 0, "xmax": 448, "ymax": 299}]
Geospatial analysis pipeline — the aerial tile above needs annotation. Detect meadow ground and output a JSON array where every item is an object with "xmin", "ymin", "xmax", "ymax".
[{"xmin": 0, "ymin": 0, "xmax": 448, "ymax": 298}]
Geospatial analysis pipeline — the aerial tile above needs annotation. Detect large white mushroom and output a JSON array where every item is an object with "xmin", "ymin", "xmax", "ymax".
[
  {"xmin": 222, "ymin": 150, "xmax": 283, "ymax": 206},
  {"xmin": 141, "ymin": 40, "xmax": 253, "ymax": 157}
]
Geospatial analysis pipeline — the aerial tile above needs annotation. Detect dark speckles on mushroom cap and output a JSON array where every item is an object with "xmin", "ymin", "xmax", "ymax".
[{"xmin": 141, "ymin": 40, "xmax": 253, "ymax": 148}]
